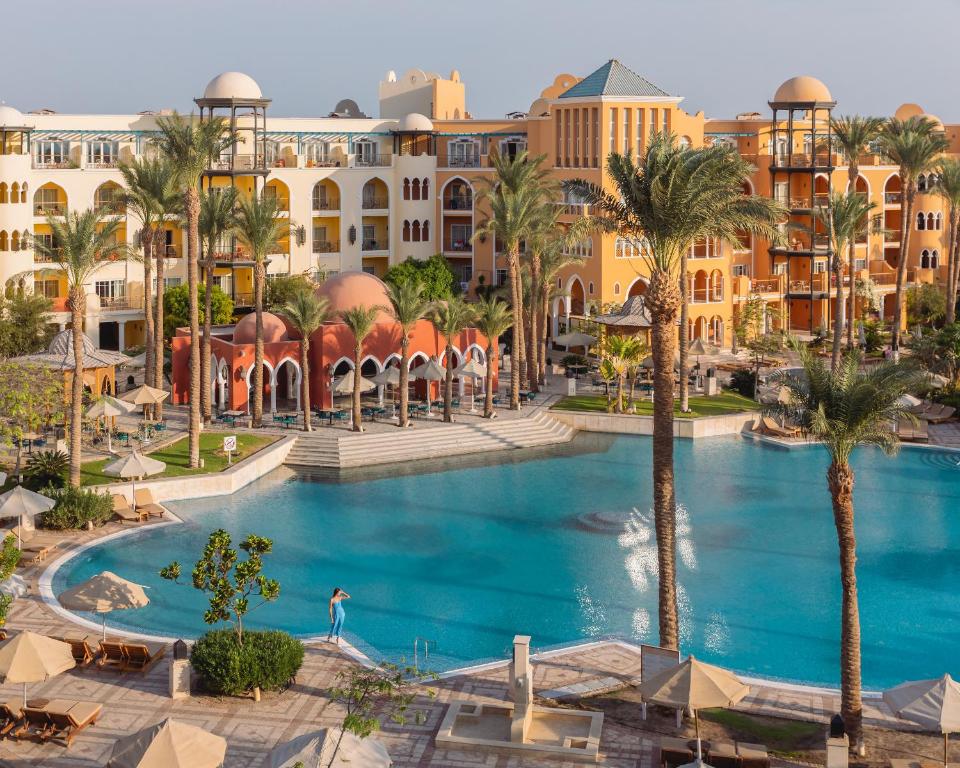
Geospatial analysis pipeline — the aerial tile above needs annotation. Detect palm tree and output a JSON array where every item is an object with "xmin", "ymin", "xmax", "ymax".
[
  {"xmin": 383, "ymin": 281, "xmax": 433, "ymax": 428},
  {"xmin": 776, "ymin": 345, "xmax": 921, "ymax": 750},
  {"xmin": 473, "ymin": 296, "xmax": 513, "ymax": 418},
  {"xmin": 568, "ymin": 134, "xmax": 785, "ymax": 649},
  {"xmin": 878, "ymin": 117, "xmax": 948, "ymax": 352},
  {"xmin": 34, "ymin": 209, "xmax": 124, "ymax": 486},
  {"xmin": 830, "ymin": 116, "xmax": 886, "ymax": 348},
  {"xmin": 198, "ymin": 186, "xmax": 237, "ymax": 422},
  {"xmin": 812, "ymin": 191, "xmax": 877, "ymax": 370},
  {"xmin": 430, "ymin": 297, "xmax": 476, "ymax": 422},
  {"xmin": 232, "ymin": 192, "xmax": 287, "ymax": 427},
  {"xmin": 339, "ymin": 307, "xmax": 379, "ymax": 432},
  {"xmin": 936, "ymin": 158, "xmax": 960, "ymax": 324},
  {"xmin": 150, "ymin": 168, "xmax": 181, "ymax": 421},
  {"xmin": 474, "ymin": 150, "xmax": 557, "ymax": 408},
  {"xmin": 153, "ymin": 112, "xmax": 234, "ymax": 467},
  {"xmin": 279, "ymin": 287, "xmax": 330, "ymax": 432},
  {"xmin": 604, "ymin": 335, "xmax": 636, "ymax": 413},
  {"xmin": 538, "ymin": 242, "xmax": 587, "ymax": 384}
]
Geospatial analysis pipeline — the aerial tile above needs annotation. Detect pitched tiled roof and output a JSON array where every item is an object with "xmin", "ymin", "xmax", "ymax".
[{"xmin": 559, "ymin": 60, "xmax": 671, "ymax": 99}]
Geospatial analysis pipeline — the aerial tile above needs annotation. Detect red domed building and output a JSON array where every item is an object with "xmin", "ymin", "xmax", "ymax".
[{"xmin": 170, "ymin": 272, "xmax": 495, "ymax": 415}]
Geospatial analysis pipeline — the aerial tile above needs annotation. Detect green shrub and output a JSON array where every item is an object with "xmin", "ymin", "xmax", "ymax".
[
  {"xmin": 729, "ymin": 368, "xmax": 756, "ymax": 398},
  {"xmin": 39, "ymin": 486, "xmax": 113, "ymax": 530},
  {"xmin": 862, "ymin": 320, "xmax": 885, "ymax": 353},
  {"xmin": 561, "ymin": 353, "xmax": 587, "ymax": 369},
  {"xmin": 24, "ymin": 451, "xmax": 68, "ymax": 490},
  {"xmin": 190, "ymin": 629, "xmax": 304, "ymax": 696}
]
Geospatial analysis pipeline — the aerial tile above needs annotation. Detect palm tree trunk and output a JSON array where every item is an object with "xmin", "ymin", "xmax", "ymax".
[
  {"xmin": 892, "ymin": 182, "xmax": 914, "ymax": 352},
  {"xmin": 185, "ymin": 190, "xmax": 202, "ymax": 467},
  {"xmin": 142, "ymin": 229, "xmax": 155, "ymax": 390},
  {"xmin": 678, "ymin": 251, "xmax": 690, "ymax": 412},
  {"xmin": 399, "ymin": 338, "xmax": 410, "ymax": 428},
  {"xmin": 847, "ymin": 161, "xmax": 859, "ymax": 350},
  {"xmin": 830, "ymin": 210, "xmax": 843, "ymax": 371},
  {"xmin": 947, "ymin": 207, "xmax": 959, "ymax": 325},
  {"xmin": 68, "ymin": 293, "xmax": 85, "ymax": 487},
  {"xmin": 528, "ymin": 253, "xmax": 540, "ymax": 393},
  {"xmin": 484, "ymin": 341, "xmax": 496, "ymax": 418},
  {"xmin": 301, "ymin": 340, "xmax": 311, "ymax": 432},
  {"xmin": 153, "ymin": 236, "xmax": 165, "ymax": 420},
  {"xmin": 828, "ymin": 459, "xmax": 863, "ymax": 750},
  {"xmin": 508, "ymin": 248, "xmax": 522, "ymax": 409},
  {"xmin": 647, "ymin": 271, "xmax": 680, "ymax": 650},
  {"xmin": 351, "ymin": 341, "xmax": 362, "ymax": 432},
  {"xmin": 516, "ymin": 283, "xmax": 527, "ymax": 392},
  {"xmin": 253, "ymin": 263, "xmax": 265, "ymax": 428},
  {"xmin": 539, "ymin": 290, "xmax": 549, "ymax": 385},
  {"xmin": 201, "ymin": 259, "xmax": 213, "ymax": 423},
  {"xmin": 443, "ymin": 343, "xmax": 453, "ymax": 422}
]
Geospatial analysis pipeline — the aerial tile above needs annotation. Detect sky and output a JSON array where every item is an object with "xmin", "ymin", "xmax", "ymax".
[{"xmin": 5, "ymin": 0, "xmax": 960, "ymax": 121}]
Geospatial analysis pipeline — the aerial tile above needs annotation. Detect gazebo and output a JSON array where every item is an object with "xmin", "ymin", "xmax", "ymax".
[
  {"xmin": 14, "ymin": 330, "xmax": 130, "ymax": 398},
  {"xmin": 593, "ymin": 295, "xmax": 653, "ymax": 341}
]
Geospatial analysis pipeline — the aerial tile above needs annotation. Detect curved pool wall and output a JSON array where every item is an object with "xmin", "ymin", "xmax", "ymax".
[{"xmin": 51, "ymin": 433, "xmax": 960, "ymax": 688}]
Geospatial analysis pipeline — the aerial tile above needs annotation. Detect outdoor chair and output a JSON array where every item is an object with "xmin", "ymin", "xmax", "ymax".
[
  {"xmin": 121, "ymin": 642, "xmax": 166, "ymax": 673},
  {"xmin": 897, "ymin": 416, "xmax": 929, "ymax": 443},
  {"xmin": 133, "ymin": 489, "xmax": 165, "ymax": 519},
  {"xmin": 0, "ymin": 700, "xmax": 22, "ymax": 737},
  {"xmin": 113, "ymin": 495, "xmax": 147, "ymax": 523},
  {"xmin": 925, "ymin": 404, "xmax": 956, "ymax": 423},
  {"xmin": 760, "ymin": 416, "xmax": 800, "ymax": 438},
  {"xmin": 19, "ymin": 539, "xmax": 58, "ymax": 565},
  {"xmin": 15, "ymin": 706, "xmax": 52, "ymax": 742},
  {"xmin": 37, "ymin": 700, "xmax": 102, "ymax": 747},
  {"xmin": 98, "ymin": 641, "xmax": 127, "ymax": 671},
  {"xmin": 61, "ymin": 636, "xmax": 98, "ymax": 667},
  {"xmin": 659, "ymin": 736, "xmax": 694, "ymax": 768},
  {"xmin": 707, "ymin": 740, "xmax": 739, "ymax": 768}
]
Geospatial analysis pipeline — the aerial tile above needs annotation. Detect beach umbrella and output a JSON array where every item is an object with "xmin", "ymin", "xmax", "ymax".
[
  {"xmin": 269, "ymin": 728, "xmax": 392, "ymax": 768},
  {"xmin": 455, "ymin": 359, "xmax": 487, "ymax": 413},
  {"xmin": 58, "ymin": 571, "xmax": 150, "ymax": 640},
  {"xmin": 0, "ymin": 631, "xmax": 75, "ymax": 707},
  {"xmin": 103, "ymin": 452, "xmax": 166, "ymax": 511},
  {"xmin": 897, "ymin": 393, "xmax": 922, "ymax": 408},
  {"xmin": 410, "ymin": 358, "xmax": 446, "ymax": 415},
  {"xmin": 554, "ymin": 331, "xmax": 596, "ymax": 349},
  {"xmin": 688, "ymin": 337, "xmax": 708, "ymax": 370},
  {"xmin": 639, "ymin": 655, "xmax": 749, "ymax": 765},
  {"xmin": 332, "ymin": 370, "xmax": 376, "ymax": 394},
  {"xmin": 108, "ymin": 718, "xmax": 227, "ymax": 768},
  {"xmin": 0, "ymin": 574, "xmax": 27, "ymax": 599},
  {"xmin": 0, "ymin": 486, "xmax": 55, "ymax": 549},
  {"xmin": 120, "ymin": 384, "xmax": 169, "ymax": 422},
  {"xmin": 371, "ymin": 367, "xmax": 400, "ymax": 409},
  {"xmin": 87, "ymin": 396, "xmax": 137, "ymax": 453},
  {"xmin": 884, "ymin": 674, "xmax": 960, "ymax": 766}
]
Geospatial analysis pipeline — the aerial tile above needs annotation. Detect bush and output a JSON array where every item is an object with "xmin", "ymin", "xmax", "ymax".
[
  {"xmin": 39, "ymin": 486, "xmax": 113, "ymax": 530},
  {"xmin": 561, "ymin": 354, "xmax": 587, "ymax": 369},
  {"xmin": 190, "ymin": 629, "xmax": 304, "ymax": 696},
  {"xmin": 24, "ymin": 451, "xmax": 68, "ymax": 490},
  {"xmin": 729, "ymin": 368, "xmax": 755, "ymax": 398},
  {"xmin": 862, "ymin": 320, "xmax": 885, "ymax": 353}
]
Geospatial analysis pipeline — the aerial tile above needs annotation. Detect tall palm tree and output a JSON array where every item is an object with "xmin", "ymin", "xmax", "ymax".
[
  {"xmin": 339, "ymin": 307, "xmax": 379, "ymax": 432},
  {"xmin": 830, "ymin": 116, "xmax": 886, "ymax": 348},
  {"xmin": 34, "ymin": 210, "xmax": 124, "ymax": 486},
  {"xmin": 936, "ymin": 158, "xmax": 960, "ymax": 324},
  {"xmin": 473, "ymin": 295, "xmax": 513, "ymax": 418},
  {"xmin": 232, "ymin": 192, "xmax": 287, "ymax": 427},
  {"xmin": 878, "ymin": 117, "xmax": 948, "ymax": 352},
  {"xmin": 524, "ymin": 206, "xmax": 561, "ymax": 394},
  {"xmin": 153, "ymin": 112, "xmax": 234, "ymax": 467},
  {"xmin": 776, "ymin": 346, "xmax": 920, "ymax": 750},
  {"xmin": 279, "ymin": 287, "xmax": 329, "ymax": 432},
  {"xmin": 474, "ymin": 150, "xmax": 557, "ymax": 408},
  {"xmin": 383, "ymin": 281, "xmax": 432, "ymax": 428},
  {"xmin": 813, "ymin": 191, "xmax": 877, "ymax": 370},
  {"xmin": 198, "ymin": 186, "xmax": 237, "ymax": 422},
  {"xmin": 430, "ymin": 297, "xmax": 476, "ymax": 422},
  {"xmin": 150, "ymin": 168, "xmax": 182, "ymax": 421},
  {"xmin": 538, "ymin": 241, "xmax": 587, "ymax": 384},
  {"xmin": 568, "ymin": 134, "xmax": 785, "ymax": 649}
]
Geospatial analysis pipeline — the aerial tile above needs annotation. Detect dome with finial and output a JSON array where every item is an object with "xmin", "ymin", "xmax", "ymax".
[
  {"xmin": 202, "ymin": 72, "xmax": 263, "ymax": 100},
  {"xmin": 772, "ymin": 76, "xmax": 833, "ymax": 104},
  {"xmin": 316, "ymin": 272, "xmax": 392, "ymax": 324}
]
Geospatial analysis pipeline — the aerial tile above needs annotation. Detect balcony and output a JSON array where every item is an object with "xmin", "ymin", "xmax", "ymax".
[
  {"xmin": 437, "ymin": 153, "xmax": 485, "ymax": 169},
  {"xmin": 163, "ymin": 245, "xmax": 180, "ymax": 259},
  {"xmin": 361, "ymin": 239, "xmax": 387, "ymax": 252},
  {"xmin": 555, "ymin": 202, "xmax": 591, "ymax": 216},
  {"xmin": 266, "ymin": 196, "xmax": 289, "ymax": 213},
  {"xmin": 312, "ymin": 240, "xmax": 340, "ymax": 254},
  {"xmin": 884, "ymin": 230, "xmax": 900, "ymax": 243},
  {"xmin": 751, "ymin": 277, "xmax": 783, "ymax": 294},
  {"xmin": 361, "ymin": 197, "xmax": 388, "ymax": 210},
  {"xmin": 771, "ymin": 153, "xmax": 834, "ymax": 170},
  {"xmin": 443, "ymin": 195, "xmax": 473, "ymax": 211},
  {"xmin": 444, "ymin": 240, "xmax": 472, "ymax": 253},
  {"xmin": 34, "ymin": 250, "xmax": 60, "ymax": 264},
  {"xmin": 690, "ymin": 289, "xmax": 724, "ymax": 304},
  {"xmin": 884, "ymin": 192, "xmax": 902, "ymax": 205},
  {"xmin": 34, "ymin": 201, "xmax": 67, "ymax": 217},
  {"xmin": 210, "ymin": 154, "xmax": 267, "ymax": 172},
  {"xmin": 99, "ymin": 296, "xmax": 136, "ymax": 311},
  {"xmin": 33, "ymin": 160, "xmax": 73, "ymax": 170},
  {"xmin": 351, "ymin": 153, "xmax": 392, "ymax": 168},
  {"xmin": 86, "ymin": 159, "xmax": 119, "ymax": 170},
  {"xmin": 303, "ymin": 156, "xmax": 344, "ymax": 169},
  {"xmin": 312, "ymin": 198, "xmax": 340, "ymax": 212}
]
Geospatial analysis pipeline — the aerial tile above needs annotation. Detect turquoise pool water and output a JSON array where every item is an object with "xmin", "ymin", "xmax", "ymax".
[{"xmin": 53, "ymin": 434, "xmax": 960, "ymax": 688}]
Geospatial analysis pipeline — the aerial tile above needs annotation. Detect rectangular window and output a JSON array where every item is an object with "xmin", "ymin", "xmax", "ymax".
[
  {"xmin": 854, "ymin": 258, "xmax": 866, "ymax": 271},
  {"xmin": 305, "ymin": 142, "xmax": 333, "ymax": 166},
  {"xmin": 592, "ymin": 108, "xmax": 599, "ymax": 167},
  {"xmin": 86, "ymin": 140, "xmax": 117, "ymax": 168},
  {"xmin": 450, "ymin": 223, "xmax": 472, "ymax": 248},
  {"xmin": 36, "ymin": 279, "xmax": 59, "ymax": 298},
  {"xmin": 623, "ymin": 108, "xmax": 631, "ymax": 155},
  {"xmin": 773, "ymin": 261, "xmax": 787, "ymax": 275},
  {"xmin": 95, "ymin": 280, "xmax": 125, "ymax": 300},
  {"xmin": 572, "ymin": 108, "xmax": 579, "ymax": 166},
  {"xmin": 732, "ymin": 264, "xmax": 750, "ymax": 277},
  {"xmin": 650, "ymin": 109, "xmax": 658, "ymax": 138},
  {"xmin": 35, "ymin": 140, "xmax": 70, "ymax": 167},
  {"xmin": 636, "ymin": 109, "xmax": 643, "ymax": 154},
  {"xmin": 496, "ymin": 268, "xmax": 508, "ymax": 286},
  {"xmin": 609, "ymin": 109, "xmax": 617, "ymax": 153},
  {"xmin": 813, "ymin": 260, "xmax": 827, "ymax": 273},
  {"xmin": 662, "ymin": 109, "xmax": 669, "ymax": 134},
  {"xmin": 564, "ymin": 109, "xmax": 571, "ymax": 166},
  {"xmin": 581, "ymin": 109, "xmax": 588, "ymax": 167}
]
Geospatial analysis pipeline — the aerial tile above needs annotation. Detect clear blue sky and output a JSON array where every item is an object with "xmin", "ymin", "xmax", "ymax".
[{"xmin": 6, "ymin": 0, "xmax": 958, "ymax": 121}]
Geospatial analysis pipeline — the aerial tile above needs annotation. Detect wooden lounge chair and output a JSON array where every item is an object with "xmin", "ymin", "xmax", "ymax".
[
  {"xmin": 897, "ymin": 416, "xmax": 929, "ymax": 443},
  {"xmin": 926, "ymin": 404, "xmax": 956, "ymax": 424},
  {"xmin": 42, "ymin": 700, "xmax": 102, "ymax": 747},
  {"xmin": 113, "ymin": 495, "xmax": 147, "ymax": 523},
  {"xmin": 19, "ymin": 540, "xmax": 58, "ymax": 565},
  {"xmin": 98, "ymin": 641, "xmax": 127, "ymax": 671},
  {"xmin": 659, "ymin": 736, "xmax": 694, "ymax": 768},
  {"xmin": 707, "ymin": 740, "xmax": 739, "ymax": 768},
  {"xmin": 15, "ymin": 706, "xmax": 52, "ymax": 742},
  {"xmin": 738, "ymin": 742, "xmax": 770, "ymax": 768},
  {"xmin": 61, "ymin": 636, "xmax": 97, "ymax": 667},
  {"xmin": 0, "ymin": 700, "xmax": 22, "ymax": 737},
  {"xmin": 133, "ymin": 489, "xmax": 165, "ymax": 519},
  {"xmin": 121, "ymin": 641, "xmax": 166, "ymax": 673},
  {"xmin": 760, "ymin": 416, "xmax": 800, "ymax": 438}
]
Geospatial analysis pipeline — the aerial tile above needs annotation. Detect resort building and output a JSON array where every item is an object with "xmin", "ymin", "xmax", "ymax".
[{"xmin": 0, "ymin": 62, "xmax": 955, "ymax": 358}]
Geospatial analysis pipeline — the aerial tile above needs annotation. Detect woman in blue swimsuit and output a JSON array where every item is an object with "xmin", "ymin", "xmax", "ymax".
[{"xmin": 327, "ymin": 587, "xmax": 350, "ymax": 644}]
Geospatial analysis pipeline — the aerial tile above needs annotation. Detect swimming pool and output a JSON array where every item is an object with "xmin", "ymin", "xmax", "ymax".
[{"xmin": 52, "ymin": 434, "xmax": 960, "ymax": 688}]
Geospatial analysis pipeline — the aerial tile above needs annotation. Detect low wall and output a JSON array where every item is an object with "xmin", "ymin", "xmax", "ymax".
[
  {"xmin": 550, "ymin": 410, "xmax": 759, "ymax": 439},
  {"xmin": 90, "ymin": 435, "xmax": 297, "ymax": 504}
]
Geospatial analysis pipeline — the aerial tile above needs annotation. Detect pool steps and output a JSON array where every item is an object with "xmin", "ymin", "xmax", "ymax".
[{"xmin": 284, "ymin": 411, "xmax": 575, "ymax": 468}]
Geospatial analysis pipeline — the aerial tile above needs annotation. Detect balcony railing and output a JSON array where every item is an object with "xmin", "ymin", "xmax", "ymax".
[
  {"xmin": 33, "ymin": 160, "xmax": 73, "ymax": 170},
  {"xmin": 86, "ymin": 159, "xmax": 119, "ymax": 169},
  {"xmin": 884, "ymin": 192, "xmax": 902, "ymax": 205},
  {"xmin": 555, "ymin": 202, "xmax": 591, "ymax": 216},
  {"xmin": 312, "ymin": 240, "xmax": 340, "ymax": 253},
  {"xmin": 443, "ymin": 195, "xmax": 473, "ymax": 211},
  {"xmin": 98, "ymin": 296, "xmax": 135, "ymax": 311},
  {"xmin": 362, "ymin": 197, "xmax": 388, "ymax": 210},
  {"xmin": 303, "ymin": 156, "xmax": 345, "ymax": 168},
  {"xmin": 34, "ymin": 201, "xmax": 67, "ymax": 216},
  {"xmin": 437, "ymin": 153, "xmax": 484, "ymax": 169},
  {"xmin": 34, "ymin": 251, "xmax": 59, "ymax": 263},
  {"xmin": 751, "ymin": 277, "xmax": 782, "ymax": 293},
  {"xmin": 210, "ymin": 154, "xmax": 266, "ymax": 172},
  {"xmin": 163, "ymin": 245, "xmax": 179, "ymax": 258},
  {"xmin": 872, "ymin": 273, "xmax": 897, "ymax": 285},
  {"xmin": 362, "ymin": 239, "xmax": 387, "ymax": 251},
  {"xmin": 444, "ymin": 240, "xmax": 472, "ymax": 253},
  {"xmin": 884, "ymin": 230, "xmax": 900, "ymax": 243},
  {"xmin": 772, "ymin": 153, "xmax": 834, "ymax": 168},
  {"xmin": 312, "ymin": 198, "xmax": 340, "ymax": 212},
  {"xmin": 265, "ymin": 196, "xmax": 289, "ymax": 212},
  {"xmin": 690, "ymin": 288, "xmax": 724, "ymax": 303},
  {"xmin": 352, "ymin": 154, "xmax": 392, "ymax": 168}
]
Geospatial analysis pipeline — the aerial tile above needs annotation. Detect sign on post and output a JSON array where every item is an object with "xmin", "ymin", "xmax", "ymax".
[{"xmin": 223, "ymin": 435, "xmax": 237, "ymax": 465}]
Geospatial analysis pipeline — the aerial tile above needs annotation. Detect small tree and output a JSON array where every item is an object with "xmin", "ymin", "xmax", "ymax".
[
  {"xmin": 745, "ymin": 333, "xmax": 784, "ymax": 400},
  {"xmin": 162, "ymin": 283, "xmax": 234, "ymax": 341},
  {"xmin": 0, "ymin": 291, "xmax": 56, "ymax": 358},
  {"xmin": 732, "ymin": 294, "xmax": 766, "ymax": 355},
  {"xmin": 160, "ymin": 529, "xmax": 279, "ymax": 645},
  {"xmin": 0, "ymin": 534, "xmax": 19, "ymax": 628},
  {"xmin": 384, "ymin": 254, "xmax": 458, "ymax": 300},
  {"xmin": 0, "ymin": 362, "xmax": 64, "ymax": 478},
  {"xmin": 327, "ymin": 662, "xmax": 434, "ymax": 768}
]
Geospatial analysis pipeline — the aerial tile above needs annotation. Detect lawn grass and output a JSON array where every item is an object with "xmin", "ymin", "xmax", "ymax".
[
  {"xmin": 551, "ymin": 390, "xmax": 759, "ymax": 418},
  {"xmin": 79, "ymin": 432, "xmax": 277, "ymax": 486},
  {"xmin": 700, "ymin": 708, "xmax": 820, "ymax": 755}
]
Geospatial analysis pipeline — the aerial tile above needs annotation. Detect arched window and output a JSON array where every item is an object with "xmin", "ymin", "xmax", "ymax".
[
  {"xmin": 422, "ymin": 178, "xmax": 429, "ymax": 199},
  {"xmin": 411, "ymin": 178, "xmax": 421, "ymax": 201},
  {"xmin": 613, "ymin": 282, "xmax": 621, "ymax": 296},
  {"xmin": 928, "ymin": 212, "xmax": 935, "ymax": 231},
  {"xmin": 710, "ymin": 269, "xmax": 724, "ymax": 301},
  {"xmin": 0, "ymin": 231, "xmax": 7, "ymax": 251},
  {"xmin": 11, "ymin": 231, "xmax": 19, "ymax": 251},
  {"xmin": 0, "ymin": 183, "xmax": 7, "ymax": 204},
  {"xmin": 402, "ymin": 178, "xmax": 410, "ymax": 200},
  {"xmin": 921, "ymin": 249, "xmax": 931, "ymax": 268},
  {"xmin": 917, "ymin": 211, "xmax": 926, "ymax": 230},
  {"xmin": 932, "ymin": 250, "xmax": 940, "ymax": 268},
  {"xmin": 10, "ymin": 183, "xmax": 18, "ymax": 203},
  {"xmin": 588, "ymin": 281, "xmax": 594, "ymax": 294},
  {"xmin": 557, "ymin": 277, "xmax": 562, "ymax": 288},
  {"xmin": 422, "ymin": 220, "xmax": 429, "ymax": 241},
  {"xmin": 20, "ymin": 182, "xmax": 26, "ymax": 203},
  {"xmin": 936, "ymin": 212, "xmax": 943, "ymax": 230},
  {"xmin": 402, "ymin": 220, "xmax": 410, "ymax": 242},
  {"xmin": 412, "ymin": 220, "xmax": 421, "ymax": 242}
]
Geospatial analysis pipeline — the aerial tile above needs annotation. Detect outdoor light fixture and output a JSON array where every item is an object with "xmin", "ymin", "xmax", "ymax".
[
  {"xmin": 295, "ymin": 225, "xmax": 306, "ymax": 246},
  {"xmin": 348, "ymin": 225, "xmax": 357, "ymax": 245}
]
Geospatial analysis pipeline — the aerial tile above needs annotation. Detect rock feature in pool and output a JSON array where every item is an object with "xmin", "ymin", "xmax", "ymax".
[{"xmin": 435, "ymin": 635, "xmax": 603, "ymax": 762}]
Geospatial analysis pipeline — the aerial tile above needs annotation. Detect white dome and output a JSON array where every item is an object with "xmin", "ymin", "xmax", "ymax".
[
  {"xmin": 0, "ymin": 105, "xmax": 30, "ymax": 128},
  {"xmin": 202, "ymin": 72, "xmax": 262, "ymax": 100},
  {"xmin": 397, "ymin": 113, "xmax": 433, "ymax": 132}
]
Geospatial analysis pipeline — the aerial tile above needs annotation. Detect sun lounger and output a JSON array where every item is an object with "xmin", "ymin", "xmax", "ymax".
[
  {"xmin": 98, "ymin": 640, "xmax": 127, "ymax": 671},
  {"xmin": 60, "ymin": 636, "xmax": 98, "ymax": 667},
  {"xmin": 738, "ymin": 742, "xmax": 770, "ymax": 768},
  {"xmin": 897, "ymin": 416, "xmax": 929, "ymax": 443},
  {"xmin": 113, "ymin": 495, "xmax": 147, "ymax": 523},
  {"xmin": 926, "ymin": 404, "xmax": 956, "ymax": 423},
  {"xmin": 659, "ymin": 736, "xmax": 694, "ymax": 768},
  {"xmin": 19, "ymin": 540, "xmax": 58, "ymax": 565},
  {"xmin": 133, "ymin": 489, "xmax": 165, "ymax": 519},
  {"xmin": 121, "ymin": 641, "xmax": 166, "ymax": 673},
  {"xmin": 760, "ymin": 416, "xmax": 800, "ymax": 438},
  {"xmin": 0, "ymin": 700, "xmax": 21, "ymax": 737},
  {"xmin": 16, "ymin": 705, "xmax": 53, "ymax": 742},
  {"xmin": 41, "ymin": 699, "xmax": 101, "ymax": 747},
  {"xmin": 707, "ymin": 740, "xmax": 739, "ymax": 768}
]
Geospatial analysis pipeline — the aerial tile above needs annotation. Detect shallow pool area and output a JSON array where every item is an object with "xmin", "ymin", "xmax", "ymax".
[{"xmin": 52, "ymin": 433, "xmax": 960, "ymax": 688}]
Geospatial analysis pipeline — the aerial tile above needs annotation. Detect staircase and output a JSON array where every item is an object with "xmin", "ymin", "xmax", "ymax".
[{"xmin": 284, "ymin": 411, "xmax": 575, "ymax": 469}]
